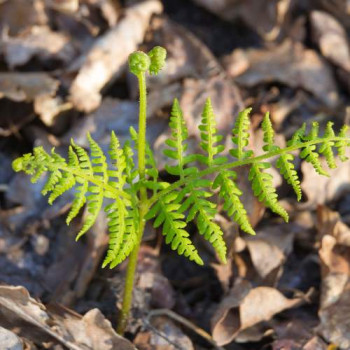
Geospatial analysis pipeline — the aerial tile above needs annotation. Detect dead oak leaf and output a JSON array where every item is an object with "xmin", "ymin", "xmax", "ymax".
[
  {"xmin": 0, "ymin": 285, "xmax": 135, "ymax": 349},
  {"xmin": 232, "ymin": 40, "xmax": 339, "ymax": 108},
  {"xmin": 211, "ymin": 281, "xmax": 303, "ymax": 346}
]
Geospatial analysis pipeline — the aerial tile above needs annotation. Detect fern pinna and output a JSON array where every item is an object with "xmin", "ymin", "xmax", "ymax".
[{"xmin": 12, "ymin": 45, "xmax": 350, "ymax": 334}]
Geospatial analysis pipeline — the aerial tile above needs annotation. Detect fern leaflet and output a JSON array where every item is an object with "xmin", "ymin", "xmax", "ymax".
[{"xmin": 145, "ymin": 192, "xmax": 203, "ymax": 265}]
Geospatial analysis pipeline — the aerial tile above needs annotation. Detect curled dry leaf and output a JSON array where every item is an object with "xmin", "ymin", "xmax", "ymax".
[
  {"xmin": 0, "ymin": 285, "xmax": 135, "ymax": 349},
  {"xmin": 316, "ymin": 205, "xmax": 350, "ymax": 349},
  {"xmin": 231, "ymin": 40, "xmax": 339, "ymax": 107},
  {"xmin": 211, "ymin": 281, "xmax": 303, "ymax": 346},
  {"xmin": 69, "ymin": 0, "xmax": 163, "ymax": 112},
  {"xmin": 3, "ymin": 25, "xmax": 76, "ymax": 69},
  {"xmin": 310, "ymin": 11, "xmax": 350, "ymax": 71}
]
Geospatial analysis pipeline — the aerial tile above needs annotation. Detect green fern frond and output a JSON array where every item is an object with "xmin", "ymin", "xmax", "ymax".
[
  {"xmin": 249, "ymin": 162, "xmax": 289, "ymax": 222},
  {"xmin": 262, "ymin": 112, "xmax": 279, "ymax": 152},
  {"xmin": 103, "ymin": 198, "xmax": 138, "ymax": 269},
  {"xmin": 335, "ymin": 125, "xmax": 349, "ymax": 161},
  {"xmin": 198, "ymin": 98, "xmax": 227, "ymax": 166},
  {"xmin": 230, "ymin": 108, "xmax": 253, "ymax": 160},
  {"xmin": 76, "ymin": 134, "xmax": 108, "ymax": 240},
  {"xmin": 145, "ymin": 191, "xmax": 203, "ymax": 265},
  {"xmin": 123, "ymin": 140, "xmax": 138, "ymax": 185},
  {"xmin": 276, "ymin": 153, "xmax": 302, "ymax": 201},
  {"xmin": 287, "ymin": 123, "xmax": 306, "ymax": 146},
  {"xmin": 164, "ymin": 99, "xmax": 197, "ymax": 179},
  {"xmin": 103, "ymin": 136, "xmax": 139, "ymax": 268},
  {"xmin": 213, "ymin": 170, "xmax": 255, "ymax": 235},
  {"xmin": 319, "ymin": 122, "xmax": 336, "ymax": 169},
  {"xmin": 107, "ymin": 207, "xmax": 138, "ymax": 268},
  {"xmin": 300, "ymin": 122, "xmax": 329, "ymax": 176},
  {"xmin": 108, "ymin": 131, "xmax": 127, "ymax": 191},
  {"xmin": 176, "ymin": 179, "xmax": 227, "ymax": 262}
]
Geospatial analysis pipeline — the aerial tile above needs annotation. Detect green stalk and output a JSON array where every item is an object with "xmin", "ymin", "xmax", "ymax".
[{"xmin": 117, "ymin": 72, "xmax": 148, "ymax": 335}]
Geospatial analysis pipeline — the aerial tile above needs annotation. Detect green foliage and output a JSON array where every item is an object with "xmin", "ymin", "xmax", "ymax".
[{"xmin": 12, "ymin": 47, "xmax": 350, "ymax": 270}]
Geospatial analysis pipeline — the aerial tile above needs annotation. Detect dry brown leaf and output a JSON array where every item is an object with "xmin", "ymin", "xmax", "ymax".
[
  {"xmin": 301, "ymin": 155, "xmax": 350, "ymax": 207},
  {"xmin": 135, "ymin": 316, "xmax": 194, "ymax": 350},
  {"xmin": 233, "ymin": 40, "xmax": 339, "ymax": 107},
  {"xmin": 0, "ymin": 73, "xmax": 58, "ymax": 102},
  {"xmin": 316, "ymin": 206, "xmax": 350, "ymax": 348},
  {"xmin": 3, "ymin": 26, "xmax": 76, "ymax": 69},
  {"xmin": 245, "ymin": 224, "xmax": 295, "ymax": 281},
  {"xmin": 318, "ymin": 289, "xmax": 350, "ymax": 349},
  {"xmin": 69, "ymin": 0, "xmax": 163, "ymax": 112},
  {"xmin": 34, "ymin": 95, "xmax": 72, "ymax": 127},
  {"xmin": 45, "ymin": 0, "xmax": 79, "ymax": 13},
  {"xmin": 317, "ymin": 206, "xmax": 350, "ymax": 308},
  {"xmin": 311, "ymin": 11, "xmax": 350, "ymax": 71},
  {"xmin": 0, "ymin": 0, "xmax": 47, "ymax": 35},
  {"xmin": 0, "ymin": 285, "xmax": 135, "ymax": 349},
  {"xmin": 0, "ymin": 326, "xmax": 23, "ymax": 350},
  {"xmin": 303, "ymin": 336, "xmax": 328, "ymax": 350},
  {"xmin": 211, "ymin": 281, "xmax": 303, "ymax": 346},
  {"xmin": 191, "ymin": 0, "xmax": 292, "ymax": 40}
]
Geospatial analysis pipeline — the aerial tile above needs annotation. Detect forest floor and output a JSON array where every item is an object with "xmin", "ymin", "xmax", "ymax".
[{"xmin": 1, "ymin": 0, "xmax": 350, "ymax": 349}]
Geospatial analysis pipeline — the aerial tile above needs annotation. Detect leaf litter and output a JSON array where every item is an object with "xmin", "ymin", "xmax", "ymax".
[{"xmin": 1, "ymin": 0, "xmax": 350, "ymax": 349}]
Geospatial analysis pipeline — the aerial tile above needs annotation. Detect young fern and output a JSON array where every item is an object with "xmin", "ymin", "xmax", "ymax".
[{"xmin": 12, "ymin": 45, "xmax": 350, "ymax": 334}]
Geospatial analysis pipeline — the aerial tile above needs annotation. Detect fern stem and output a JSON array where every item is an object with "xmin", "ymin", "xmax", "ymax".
[
  {"xmin": 118, "ymin": 71, "xmax": 149, "ymax": 335},
  {"xmin": 54, "ymin": 164, "xmax": 131, "ymax": 201},
  {"xmin": 117, "ymin": 213, "xmax": 146, "ymax": 334},
  {"xmin": 148, "ymin": 136, "xmax": 348, "ymax": 207}
]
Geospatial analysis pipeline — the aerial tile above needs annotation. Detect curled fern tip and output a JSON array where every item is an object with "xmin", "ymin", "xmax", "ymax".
[
  {"xmin": 128, "ymin": 51, "xmax": 150, "ymax": 76},
  {"xmin": 148, "ymin": 46, "xmax": 167, "ymax": 75}
]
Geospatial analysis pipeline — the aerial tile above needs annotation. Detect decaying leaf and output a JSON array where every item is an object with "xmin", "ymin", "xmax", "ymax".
[
  {"xmin": 135, "ymin": 316, "xmax": 194, "ymax": 350},
  {"xmin": 301, "ymin": 154, "xmax": 350, "ymax": 207},
  {"xmin": 0, "ymin": 326, "xmax": 23, "ymax": 350},
  {"xmin": 311, "ymin": 10, "xmax": 350, "ymax": 71},
  {"xmin": 69, "ymin": 0, "xmax": 163, "ymax": 112},
  {"xmin": 0, "ymin": 285, "xmax": 135, "ymax": 349},
  {"xmin": 317, "ymin": 206, "xmax": 350, "ymax": 349},
  {"xmin": 0, "ymin": 73, "xmax": 58, "ymax": 103},
  {"xmin": 211, "ymin": 281, "xmax": 303, "ymax": 346},
  {"xmin": 45, "ymin": 0, "xmax": 79, "ymax": 13},
  {"xmin": 191, "ymin": 0, "xmax": 292, "ymax": 40},
  {"xmin": 0, "ymin": 0, "xmax": 47, "ymax": 35},
  {"xmin": 245, "ymin": 224, "xmax": 295, "ymax": 281},
  {"xmin": 231, "ymin": 40, "xmax": 339, "ymax": 107},
  {"xmin": 3, "ymin": 25, "xmax": 76, "ymax": 69}
]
